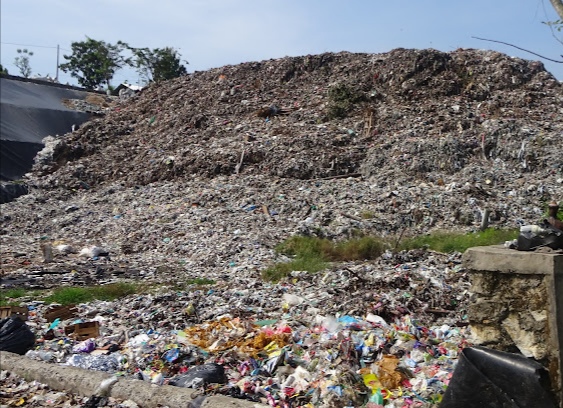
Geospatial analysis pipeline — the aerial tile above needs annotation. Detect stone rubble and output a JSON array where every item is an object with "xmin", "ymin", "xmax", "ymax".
[{"xmin": 0, "ymin": 47, "xmax": 562, "ymax": 407}]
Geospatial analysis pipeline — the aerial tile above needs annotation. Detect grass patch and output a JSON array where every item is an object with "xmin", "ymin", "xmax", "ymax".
[
  {"xmin": 44, "ymin": 282, "xmax": 138, "ymax": 305},
  {"xmin": 332, "ymin": 237, "xmax": 386, "ymax": 261},
  {"xmin": 262, "ymin": 228, "xmax": 519, "ymax": 282},
  {"xmin": 399, "ymin": 228, "xmax": 519, "ymax": 254},
  {"xmin": 360, "ymin": 210, "xmax": 375, "ymax": 219},
  {"xmin": 262, "ymin": 256, "xmax": 329, "ymax": 283},
  {"xmin": 262, "ymin": 235, "xmax": 385, "ymax": 282},
  {"xmin": 0, "ymin": 288, "xmax": 44, "ymax": 306},
  {"xmin": 186, "ymin": 278, "xmax": 216, "ymax": 286}
]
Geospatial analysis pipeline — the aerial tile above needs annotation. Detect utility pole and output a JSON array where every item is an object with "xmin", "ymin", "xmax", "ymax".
[{"xmin": 55, "ymin": 44, "xmax": 60, "ymax": 82}]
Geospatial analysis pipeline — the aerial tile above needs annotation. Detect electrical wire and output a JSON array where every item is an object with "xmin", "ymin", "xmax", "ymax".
[{"xmin": 1, "ymin": 42, "xmax": 71, "ymax": 52}]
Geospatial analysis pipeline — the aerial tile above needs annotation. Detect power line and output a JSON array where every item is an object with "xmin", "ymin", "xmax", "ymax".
[{"xmin": 1, "ymin": 42, "xmax": 71, "ymax": 52}]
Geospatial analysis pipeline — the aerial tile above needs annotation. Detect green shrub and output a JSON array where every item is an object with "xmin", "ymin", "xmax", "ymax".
[
  {"xmin": 399, "ymin": 228, "xmax": 519, "ymax": 253},
  {"xmin": 326, "ymin": 84, "xmax": 365, "ymax": 119}
]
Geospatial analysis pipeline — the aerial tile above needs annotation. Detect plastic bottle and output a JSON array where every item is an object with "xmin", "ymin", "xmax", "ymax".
[{"xmin": 520, "ymin": 225, "xmax": 545, "ymax": 234}]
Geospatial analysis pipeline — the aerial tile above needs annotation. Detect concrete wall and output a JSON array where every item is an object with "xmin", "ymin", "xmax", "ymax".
[{"xmin": 463, "ymin": 245, "xmax": 563, "ymax": 404}]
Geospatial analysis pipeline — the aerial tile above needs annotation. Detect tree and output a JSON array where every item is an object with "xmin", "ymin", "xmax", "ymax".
[
  {"xmin": 60, "ymin": 37, "xmax": 129, "ymax": 89},
  {"xmin": 130, "ymin": 46, "xmax": 187, "ymax": 83},
  {"xmin": 544, "ymin": 0, "xmax": 563, "ymax": 47},
  {"xmin": 550, "ymin": 0, "xmax": 563, "ymax": 20},
  {"xmin": 14, "ymin": 49, "xmax": 33, "ymax": 78},
  {"xmin": 0, "ymin": 63, "xmax": 8, "ymax": 75}
]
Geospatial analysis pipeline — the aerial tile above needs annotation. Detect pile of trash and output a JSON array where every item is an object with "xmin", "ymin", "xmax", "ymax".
[
  {"xmin": 7, "ymin": 247, "xmax": 471, "ymax": 407},
  {"xmin": 0, "ymin": 47, "xmax": 562, "ymax": 406}
]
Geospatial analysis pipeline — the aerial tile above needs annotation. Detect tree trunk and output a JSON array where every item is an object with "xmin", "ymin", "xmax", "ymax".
[{"xmin": 550, "ymin": 0, "xmax": 563, "ymax": 20}]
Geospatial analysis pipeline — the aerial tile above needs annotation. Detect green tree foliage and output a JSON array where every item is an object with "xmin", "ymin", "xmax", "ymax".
[
  {"xmin": 0, "ymin": 63, "xmax": 8, "ymax": 75},
  {"xmin": 60, "ymin": 37, "xmax": 129, "ymax": 89},
  {"xmin": 130, "ymin": 46, "xmax": 188, "ymax": 83},
  {"xmin": 14, "ymin": 49, "xmax": 33, "ymax": 78}
]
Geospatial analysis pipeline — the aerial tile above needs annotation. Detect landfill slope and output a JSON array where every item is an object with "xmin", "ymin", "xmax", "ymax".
[{"xmin": 0, "ymin": 48, "xmax": 562, "ymax": 407}]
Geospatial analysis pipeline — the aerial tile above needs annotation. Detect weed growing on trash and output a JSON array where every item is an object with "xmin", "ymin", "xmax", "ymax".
[
  {"xmin": 262, "ymin": 235, "xmax": 386, "ymax": 282},
  {"xmin": 399, "ymin": 228, "xmax": 519, "ymax": 253},
  {"xmin": 331, "ymin": 236, "xmax": 386, "ymax": 261},
  {"xmin": 262, "ymin": 229, "xmax": 517, "ymax": 281},
  {"xmin": 43, "ymin": 282, "xmax": 138, "ymax": 305},
  {"xmin": 0, "ymin": 288, "xmax": 29, "ymax": 305},
  {"xmin": 360, "ymin": 210, "xmax": 375, "ymax": 219},
  {"xmin": 326, "ymin": 83, "xmax": 365, "ymax": 119},
  {"xmin": 261, "ymin": 256, "xmax": 329, "ymax": 283},
  {"xmin": 185, "ymin": 278, "xmax": 216, "ymax": 286}
]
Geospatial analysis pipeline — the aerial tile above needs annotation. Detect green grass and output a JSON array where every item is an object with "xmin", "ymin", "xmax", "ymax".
[
  {"xmin": 0, "ymin": 288, "xmax": 44, "ymax": 306},
  {"xmin": 262, "ymin": 235, "xmax": 385, "ymax": 282},
  {"xmin": 186, "ymin": 278, "xmax": 216, "ymax": 286},
  {"xmin": 332, "ymin": 237, "xmax": 386, "ymax": 261},
  {"xmin": 43, "ymin": 282, "xmax": 138, "ymax": 305},
  {"xmin": 262, "ymin": 256, "xmax": 329, "ymax": 283},
  {"xmin": 261, "ymin": 228, "xmax": 519, "ymax": 282},
  {"xmin": 360, "ymin": 210, "xmax": 375, "ymax": 219},
  {"xmin": 398, "ymin": 228, "xmax": 519, "ymax": 254}
]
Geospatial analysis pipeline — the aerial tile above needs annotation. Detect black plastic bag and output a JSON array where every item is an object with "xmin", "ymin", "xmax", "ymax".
[
  {"xmin": 168, "ymin": 363, "xmax": 226, "ymax": 388},
  {"xmin": 440, "ymin": 346, "xmax": 556, "ymax": 408},
  {"xmin": 516, "ymin": 220, "xmax": 563, "ymax": 251},
  {"xmin": 0, "ymin": 316, "xmax": 36, "ymax": 355}
]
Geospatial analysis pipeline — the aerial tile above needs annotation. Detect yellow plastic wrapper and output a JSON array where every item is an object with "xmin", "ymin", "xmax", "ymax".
[{"xmin": 362, "ymin": 372, "xmax": 381, "ymax": 391}]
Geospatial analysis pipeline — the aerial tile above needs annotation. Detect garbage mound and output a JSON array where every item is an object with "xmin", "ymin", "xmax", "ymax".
[
  {"xmin": 30, "ymin": 48, "xmax": 561, "ymax": 188},
  {"xmin": 0, "ymin": 48, "xmax": 562, "ymax": 407}
]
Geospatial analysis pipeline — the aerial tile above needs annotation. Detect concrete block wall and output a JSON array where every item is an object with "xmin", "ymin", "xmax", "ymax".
[{"xmin": 463, "ymin": 245, "xmax": 563, "ymax": 404}]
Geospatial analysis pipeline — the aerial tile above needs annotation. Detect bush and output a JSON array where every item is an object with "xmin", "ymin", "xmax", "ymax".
[{"xmin": 326, "ymin": 84, "xmax": 365, "ymax": 119}]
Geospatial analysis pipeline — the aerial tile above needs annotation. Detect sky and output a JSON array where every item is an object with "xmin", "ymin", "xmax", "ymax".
[{"xmin": 1, "ymin": 0, "xmax": 562, "ymax": 87}]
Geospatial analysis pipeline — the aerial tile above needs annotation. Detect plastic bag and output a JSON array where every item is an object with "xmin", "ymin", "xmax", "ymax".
[
  {"xmin": 516, "ymin": 220, "xmax": 563, "ymax": 251},
  {"xmin": 440, "ymin": 346, "xmax": 556, "ymax": 408},
  {"xmin": 0, "ymin": 316, "xmax": 36, "ymax": 355},
  {"xmin": 168, "ymin": 363, "xmax": 226, "ymax": 388},
  {"xmin": 65, "ymin": 353, "xmax": 121, "ymax": 372}
]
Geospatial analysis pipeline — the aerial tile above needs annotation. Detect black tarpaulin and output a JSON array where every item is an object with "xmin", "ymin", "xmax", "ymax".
[{"xmin": 0, "ymin": 77, "xmax": 94, "ymax": 181}]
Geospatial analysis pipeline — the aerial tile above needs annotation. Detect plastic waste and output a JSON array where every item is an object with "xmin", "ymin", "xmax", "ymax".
[
  {"xmin": 516, "ymin": 220, "xmax": 563, "ymax": 251},
  {"xmin": 72, "ymin": 338, "xmax": 96, "ymax": 353},
  {"xmin": 0, "ymin": 316, "xmax": 35, "ymax": 355},
  {"xmin": 94, "ymin": 376, "xmax": 118, "ymax": 396},
  {"xmin": 440, "ymin": 346, "xmax": 556, "ymax": 408},
  {"xmin": 168, "ymin": 363, "xmax": 227, "ymax": 388},
  {"xmin": 520, "ymin": 225, "xmax": 546, "ymax": 234},
  {"xmin": 65, "ymin": 353, "xmax": 121, "ymax": 372}
]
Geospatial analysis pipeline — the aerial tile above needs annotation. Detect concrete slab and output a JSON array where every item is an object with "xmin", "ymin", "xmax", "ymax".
[
  {"xmin": 0, "ymin": 351, "xmax": 267, "ymax": 408},
  {"xmin": 463, "ymin": 245, "xmax": 563, "ymax": 275}
]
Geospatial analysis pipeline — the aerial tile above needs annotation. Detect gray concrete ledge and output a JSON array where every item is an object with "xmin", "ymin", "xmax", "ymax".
[
  {"xmin": 463, "ymin": 245, "xmax": 563, "ymax": 275},
  {"xmin": 0, "ymin": 351, "xmax": 267, "ymax": 408}
]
